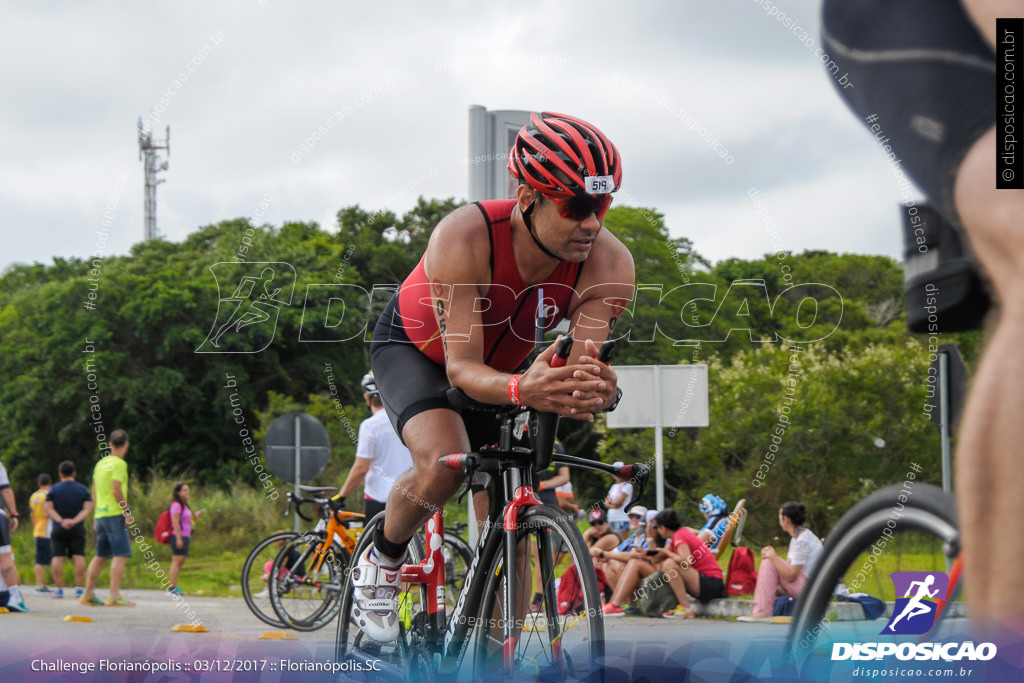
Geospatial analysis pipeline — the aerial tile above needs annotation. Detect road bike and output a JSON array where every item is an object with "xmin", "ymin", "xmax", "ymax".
[
  {"xmin": 268, "ymin": 490, "xmax": 366, "ymax": 631},
  {"xmin": 240, "ymin": 484, "xmax": 342, "ymax": 628},
  {"xmin": 241, "ymin": 486, "xmax": 472, "ymax": 632},
  {"xmin": 335, "ymin": 338, "xmax": 651, "ymax": 679}
]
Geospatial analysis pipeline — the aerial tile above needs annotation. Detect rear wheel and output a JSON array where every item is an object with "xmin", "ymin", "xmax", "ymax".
[
  {"xmin": 241, "ymin": 531, "xmax": 298, "ymax": 629},
  {"xmin": 471, "ymin": 504, "xmax": 604, "ymax": 679},
  {"xmin": 442, "ymin": 532, "xmax": 473, "ymax": 608}
]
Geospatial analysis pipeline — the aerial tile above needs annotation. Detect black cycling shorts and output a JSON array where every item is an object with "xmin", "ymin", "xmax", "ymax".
[
  {"xmin": 370, "ymin": 292, "xmax": 502, "ymax": 450},
  {"xmin": 51, "ymin": 525, "xmax": 87, "ymax": 558},
  {"xmin": 0, "ymin": 511, "xmax": 9, "ymax": 548},
  {"xmin": 822, "ymin": 0, "xmax": 996, "ymax": 228}
]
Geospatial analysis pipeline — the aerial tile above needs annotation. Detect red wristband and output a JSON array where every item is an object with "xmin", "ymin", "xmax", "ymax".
[{"xmin": 508, "ymin": 374, "xmax": 523, "ymax": 406}]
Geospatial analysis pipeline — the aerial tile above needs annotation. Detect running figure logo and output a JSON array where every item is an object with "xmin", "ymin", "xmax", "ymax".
[
  {"xmin": 881, "ymin": 571, "xmax": 949, "ymax": 635},
  {"xmin": 196, "ymin": 262, "xmax": 296, "ymax": 353}
]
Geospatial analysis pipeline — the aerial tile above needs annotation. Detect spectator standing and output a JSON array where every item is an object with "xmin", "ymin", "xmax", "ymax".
[
  {"xmin": 167, "ymin": 482, "xmax": 203, "ymax": 596},
  {"xmin": 738, "ymin": 501, "xmax": 823, "ymax": 622},
  {"xmin": 30, "ymin": 474, "xmax": 54, "ymax": 595},
  {"xmin": 529, "ymin": 444, "xmax": 571, "ymax": 612},
  {"xmin": 333, "ymin": 372, "xmax": 413, "ymax": 521},
  {"xmin": 554, "ymin": 478, "xmax": 579, "ymax": 518},
  {"xmin": 0, "ymin": 458, "xmax": 27, "ymax": 611},
  {"xmin": 604, "ymin": 462, "xmax": 634, "ymax": 539},
  {"xmin": 45, "ymin": 461, "xmax": 93, "ymax": 599},
  {"xmin": 81, "ymin": 429, "xmax": 135, "ymax": 607}
]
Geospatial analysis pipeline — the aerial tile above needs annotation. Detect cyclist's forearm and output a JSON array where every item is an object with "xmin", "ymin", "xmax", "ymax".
[
  {"xmin": 339, "ymin": 459, "xmax": 371, "ymax": 498},
  {"xmin": 446, "ymin": 358, "xmax": 517, "ymax": 405}
]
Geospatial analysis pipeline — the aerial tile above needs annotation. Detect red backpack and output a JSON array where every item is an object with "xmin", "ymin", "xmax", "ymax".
[
  {"xmin": 154, "ymin": 509, "xmax": 173, "ymax": 544},
  {"xmin": 725, "ymin": 546, "xmax": 758, "ymax": 596},
  {"xmin": 557, "ymin": 565, "xmax": 612, "ymax": 615}
]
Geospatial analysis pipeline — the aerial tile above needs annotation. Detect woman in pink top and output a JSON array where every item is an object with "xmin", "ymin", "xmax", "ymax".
[{"xmin": 168, "ymin": 482, "xmax": 203, "ymax": 596}]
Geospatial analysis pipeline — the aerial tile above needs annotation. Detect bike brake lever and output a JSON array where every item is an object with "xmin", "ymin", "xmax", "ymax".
[
  {"xmin": 456, "ymin": 480, "xmax": 472, "ymax": 505},
  {"xmin": 550, "ymin": 336, "xmax": 574, "ymax": 368},
  {"xmin": 620, "ymin": 463, "xmax": 650, "ymax": 514}
]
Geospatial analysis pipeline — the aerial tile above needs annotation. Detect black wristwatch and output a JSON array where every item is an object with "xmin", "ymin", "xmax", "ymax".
[{"xmin": 603, "ymin": 387, "xmax": 623, "ymax": 413}]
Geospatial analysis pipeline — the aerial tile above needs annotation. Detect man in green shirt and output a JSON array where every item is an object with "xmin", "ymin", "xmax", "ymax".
[{"xmin": 81, "ymin": 429, "xmax": 135, "ymax": 607}]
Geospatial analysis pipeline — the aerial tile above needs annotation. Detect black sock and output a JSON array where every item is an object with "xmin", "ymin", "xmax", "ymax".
[{"xmin": 372, "ymin": 522, "xmax": 408, "ymax": 564}]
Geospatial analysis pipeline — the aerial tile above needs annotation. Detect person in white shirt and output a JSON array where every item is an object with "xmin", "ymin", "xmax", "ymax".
[
  {"xmin": 0, "ymin": 459, "xmax": 28, "ymax": 611},
  {"xmin": 603, "ymin": 461, "xmax": 634, "ymax": 540},
  {"xmin": 738, "ymin": 501, "xmax": 823, "ymax": 622},
  {"xmin": 334, "ymin": 372, "xmax": 414, "ymax": 521}
]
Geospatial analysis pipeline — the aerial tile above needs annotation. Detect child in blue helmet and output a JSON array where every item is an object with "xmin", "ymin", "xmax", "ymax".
[{"xmin": 692, "ymin": 494, "xmax": 730, "ymax": 551}]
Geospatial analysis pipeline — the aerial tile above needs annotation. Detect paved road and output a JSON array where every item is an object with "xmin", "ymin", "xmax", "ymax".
[{"xmin": 0, "ymin": 591, "xmax": 986, "ymax": 682}]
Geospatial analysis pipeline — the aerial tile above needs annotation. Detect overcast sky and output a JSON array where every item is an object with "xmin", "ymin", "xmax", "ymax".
[{"xmin": 0, "ymin": 0, "xmax": 916, "ymax": 275}]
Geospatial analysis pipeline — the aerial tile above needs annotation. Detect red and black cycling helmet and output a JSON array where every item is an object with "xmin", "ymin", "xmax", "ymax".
[{"xmin": 508, "ymin": 111, "xmax": 622, "ymax": 199}]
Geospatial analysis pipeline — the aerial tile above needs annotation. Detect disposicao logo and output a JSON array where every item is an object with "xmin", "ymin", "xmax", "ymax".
[
  {"xmin": 882, "ymin": 571, "xmax": 948, "ymax": 635},
  {"xmin": 831, "ymin": 571, "xmax": 997, "ymax": 663}
]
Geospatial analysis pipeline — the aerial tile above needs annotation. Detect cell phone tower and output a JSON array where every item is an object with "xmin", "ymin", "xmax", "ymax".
[{"xmin": 138, "ymin": 117, "xmax": 170, "ymax": 241}]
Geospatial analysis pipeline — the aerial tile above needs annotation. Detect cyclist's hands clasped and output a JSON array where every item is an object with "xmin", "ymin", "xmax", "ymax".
[{"xmin": 517, "ymin": 336, "xmax": 619, "ymax": 420}]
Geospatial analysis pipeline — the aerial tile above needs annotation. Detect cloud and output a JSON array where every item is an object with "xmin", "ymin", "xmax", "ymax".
[{"xmin": 1, "ymin": 0, "xmax": 915, "ymax": 274}]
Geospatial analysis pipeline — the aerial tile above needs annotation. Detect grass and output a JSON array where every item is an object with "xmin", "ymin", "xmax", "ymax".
[
  {"xmin": 10, "ymin": 473, "xmax": 314, "ymax": 597},
  {"xmin": 10, "ymin": 475, "xmax": 483, "ymax": 597},
  {"xmin": 8, "ymin": 476, "xmax": 952, "ymax": 604}
]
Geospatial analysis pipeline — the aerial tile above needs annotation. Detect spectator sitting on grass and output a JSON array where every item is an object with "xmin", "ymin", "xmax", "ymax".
[
  {"xmin": 582, "ymin": 508, "xmax": 621, "ymax": 554},
  {"xmin": 601, "ymin": 509, "xmax": 681, "ymax": 616},
  {"xmin": 738, "ymin": 501, "xmax": 823, "ymax": 622},
  {"xmin": 656, "ymin": 508, "xmax": 725, "ymax": 619},
  {"xmin": 591, "ymin": 506, "xmax": 651, "ymax": 591},
  {"xmin": 686, "ymin": 493, "xmax": 730, "ymax": 551}
]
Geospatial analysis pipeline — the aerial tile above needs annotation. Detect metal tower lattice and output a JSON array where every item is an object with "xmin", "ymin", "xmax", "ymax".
[{"xmin": 138, "ymin": 117, "xmax": 170, "ymax": 241}]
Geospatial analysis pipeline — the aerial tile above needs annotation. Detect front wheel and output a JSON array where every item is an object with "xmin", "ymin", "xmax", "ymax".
[
  {"xmin": 241, "ymin": 531, "xmax": 299, "ymax": 629},
  {"xmin": 471, "ymin": 504, "xmax": 604, "ymax": 679},
  {"xmin": 788, "ymin": 483, "xmax": 959, "ymax": 656},
  {"xmin": 335, "ymin": 513, "xmax": 426, "ymax": 679},
  {"xmin": 269, "ymin": 531, "xmax": 349, "ymax": 631}
]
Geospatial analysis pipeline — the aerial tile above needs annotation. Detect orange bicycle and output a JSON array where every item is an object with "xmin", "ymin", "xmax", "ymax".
[{"xmin": 267, "ymin": 490, "xmax": 366, "ymax": 631}]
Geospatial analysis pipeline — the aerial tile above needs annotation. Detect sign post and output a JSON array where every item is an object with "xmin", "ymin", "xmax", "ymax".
[
  {"xmin": 928, "ymin": 344, "xmax": 967, "ymax": 495},
  {"xmin": 264, "ymin": 411, "xmax": 331, "ymax": 531},
  {"xmin": 608, "ymin": 365, "xmax": 709, "ymax": 510}
]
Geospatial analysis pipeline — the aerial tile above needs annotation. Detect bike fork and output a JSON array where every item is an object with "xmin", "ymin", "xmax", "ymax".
[
  {"xmin": 501, "ymin": 484, "xmax": 542, "ymax": 672},
  {"xmin": 402, "ymin": 510, "xmax": 447, "ymax": 635}
]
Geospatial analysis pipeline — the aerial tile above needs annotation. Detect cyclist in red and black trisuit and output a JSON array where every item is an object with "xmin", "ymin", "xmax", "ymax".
[{"xmin": 349, "ymin": 112, "xmax": 635, "ymax": 642}]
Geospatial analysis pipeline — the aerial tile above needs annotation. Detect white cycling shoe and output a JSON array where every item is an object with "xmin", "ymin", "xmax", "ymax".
[{"xmin": 351, "ymin": 545, "xmax": 405, "ymax": 642}]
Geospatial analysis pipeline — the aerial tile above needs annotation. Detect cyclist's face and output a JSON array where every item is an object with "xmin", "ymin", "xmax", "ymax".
[{"xmin": 529, "ymin": 191, "xmax": 604, "ymax": 263}]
